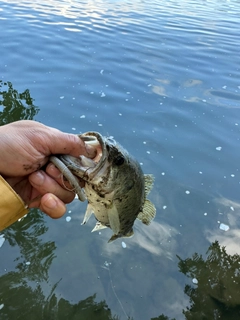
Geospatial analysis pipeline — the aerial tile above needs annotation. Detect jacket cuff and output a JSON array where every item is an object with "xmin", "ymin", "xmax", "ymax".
[{"xmin": 0, "ymin": 175, "xmax": 29, "ymax": 231}]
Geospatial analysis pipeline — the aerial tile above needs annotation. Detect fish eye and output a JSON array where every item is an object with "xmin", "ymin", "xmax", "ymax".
[{"xmin": 114, "ymin": 155, "xmax": 125, "ymax": 166}]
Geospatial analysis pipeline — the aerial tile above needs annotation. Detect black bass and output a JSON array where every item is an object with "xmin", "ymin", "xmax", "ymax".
[{"xmin": 51, "ymin": 132, "xmax": 156, "ymax": 242}]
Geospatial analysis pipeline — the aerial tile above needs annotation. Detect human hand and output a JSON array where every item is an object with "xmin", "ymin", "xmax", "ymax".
[{"xmin": 0, "ymin": 120, "xmax": 96, "ymax": 218}]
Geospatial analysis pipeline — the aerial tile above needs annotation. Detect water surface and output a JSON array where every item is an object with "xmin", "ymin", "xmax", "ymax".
[{"xmin": 1, "ymin": 0, "xmax": 240, "ymax": 319}]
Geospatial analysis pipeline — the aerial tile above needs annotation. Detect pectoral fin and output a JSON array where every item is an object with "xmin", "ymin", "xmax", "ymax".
[
  {"xmin": 137, "ymin": 199, "xmax": 156, "ymax": 225},
  {"xmin": 108, "ymin": 205, "xmax": 120, "ymax": 235}
]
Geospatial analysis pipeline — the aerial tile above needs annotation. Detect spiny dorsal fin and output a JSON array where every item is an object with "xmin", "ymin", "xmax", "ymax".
[
  {"xmin": 144, "ymin": 174, "xmax": 154, "ymax": 197},
  {"xmin": 124, "ymin": 229, "xmax": 134, "ymax": 238},
  {"xmin": 137, "ymin": 199, "xmax": 156, "ymax": 225},
  {"xmin": 108, "ymin": 228, "xmax": 134, "ymax": 243},
  {"xmin": 108, "ymin": 234, "xmax": 119, "ymax": 243}
]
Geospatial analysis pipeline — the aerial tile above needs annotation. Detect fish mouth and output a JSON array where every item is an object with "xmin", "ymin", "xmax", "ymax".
[{"xmin": 60, "ymin": 131, "xmax": 109, "ymax": 181}]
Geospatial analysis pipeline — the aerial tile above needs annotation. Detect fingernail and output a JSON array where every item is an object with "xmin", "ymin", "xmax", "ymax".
[
  {"xmin": 85, "ymin": 144, "xmax": 97, "ymax": 159},
  {"xmin": 44, "ymin": 194, "xmax": 57, "ymax": 209},
  {"xmin": 47, "ymin": 163, "xmax": 62, "ymax": 178},
  {"xmin": 30, "ymin": 171, "xmax": 45, "ymax": 186}
]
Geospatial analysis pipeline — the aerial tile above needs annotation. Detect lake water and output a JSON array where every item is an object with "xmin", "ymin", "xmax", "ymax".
[{"xmin": 1, "ymin": 0, "xmax": 240, "ymax": 319}]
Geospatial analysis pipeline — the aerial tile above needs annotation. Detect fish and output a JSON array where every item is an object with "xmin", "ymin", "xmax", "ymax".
[{"xmin": 52, "ymin": 131, "xmax": 156, "ymax": 242}]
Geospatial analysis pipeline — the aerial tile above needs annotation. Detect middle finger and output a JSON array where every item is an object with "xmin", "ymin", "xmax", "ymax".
[{"xmin": 29, "ymin": 170, "xmax": 76, "ymax": 204}]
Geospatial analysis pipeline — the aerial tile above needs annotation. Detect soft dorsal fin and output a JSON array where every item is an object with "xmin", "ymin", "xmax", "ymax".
[
  {"xmin": 144, "ymin": 174, "xmax": 154, "ymax": 197},
  {"xmin": 137, "ymin": 199, "xmax": 156, "ymax": 225}
]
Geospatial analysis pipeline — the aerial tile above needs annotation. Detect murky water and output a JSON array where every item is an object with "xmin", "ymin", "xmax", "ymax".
[{"xmin": 1, "ymin": 0, "xmax": 240, "ymax": 319}]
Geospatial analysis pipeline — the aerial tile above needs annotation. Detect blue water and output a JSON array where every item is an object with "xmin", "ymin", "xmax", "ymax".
[{"xmin": 1, "ymin": 0, "xmax": 240, "ymax": 319}]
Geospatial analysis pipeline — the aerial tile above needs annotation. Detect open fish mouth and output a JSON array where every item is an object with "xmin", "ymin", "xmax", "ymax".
[
  {"xmin": 49, "ymin": 132, "xmax": 108, "ymax": 202},
  {"xmin": 59, "ymin": 131, "xmax": 110, "ymax": 181}
]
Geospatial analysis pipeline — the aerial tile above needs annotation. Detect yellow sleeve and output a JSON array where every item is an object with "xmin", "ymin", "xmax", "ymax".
[{"xmin": 0, "ymin": 175, "xmax": 29, "ymax": 231}]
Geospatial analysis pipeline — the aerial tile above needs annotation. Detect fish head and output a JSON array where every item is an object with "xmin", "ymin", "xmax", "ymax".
[{"xmin": 60, "ymin": 132, "xmax": 143, "ymax": 195}]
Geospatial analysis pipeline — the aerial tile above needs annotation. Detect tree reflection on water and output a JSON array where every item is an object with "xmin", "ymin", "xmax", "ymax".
[
  {"xmin": 152, "ymin": 241, "xmax": 240, "ymax": 320},
  {"xmin": 177, "ymin": 240, "xmax": 240, "ymax": 320},
  {"xmin": 0, "ymin": 281, "xmax": 119, "ymax": 320},
  {"xmin": 0, "ymin": 80, "xmax": 39, "ymax": 125}
]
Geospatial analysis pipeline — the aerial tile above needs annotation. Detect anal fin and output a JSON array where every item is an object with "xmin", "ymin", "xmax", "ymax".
[{"xmin": 92, "ymin": 222, "xmax": 108, "ymax": 232}]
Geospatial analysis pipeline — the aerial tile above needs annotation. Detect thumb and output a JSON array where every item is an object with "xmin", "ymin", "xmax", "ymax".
[{"xmin": 44, "ymin": 130, "xmax": 96, "ymax": 158}]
